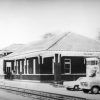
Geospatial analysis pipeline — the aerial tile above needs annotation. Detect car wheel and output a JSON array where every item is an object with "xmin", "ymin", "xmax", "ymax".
[
  {"xmin": 74, "ymin": 85, "xmax": 79, "ymax": 91},
  {"xmin": 66, "ymin": 87, "xmax": 71, "ymax": 90},
  {"xmin": 91, "ymin": 86, "xmax": 99, "ymax": 94},
  {"xmin": 83, "ymin": 89, "xmax": 89, "ymax": 93}
]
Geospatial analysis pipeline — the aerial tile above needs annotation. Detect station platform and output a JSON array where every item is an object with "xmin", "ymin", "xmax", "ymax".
[{"xmin": 0, "ymin": 79, "xmax": 99, "ymax": 100}]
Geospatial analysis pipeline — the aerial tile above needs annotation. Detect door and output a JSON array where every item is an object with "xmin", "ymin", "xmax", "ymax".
[{"xmin": 6, "ymin": 67, "xmax": 11, "ymax": 79}]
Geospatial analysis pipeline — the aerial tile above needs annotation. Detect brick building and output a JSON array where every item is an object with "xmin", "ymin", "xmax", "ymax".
[{"xmin": 2, "ymin": 32, "xmax": 100, "ymax": 82}]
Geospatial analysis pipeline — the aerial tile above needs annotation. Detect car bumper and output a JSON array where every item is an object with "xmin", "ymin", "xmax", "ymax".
[
  {"xmin": 80, "ymin": 85, "xmax": 91, "ymax": 90},
  {"xmin": 66, "ymin": 86, "xmax": 74, "ymax": 89}
]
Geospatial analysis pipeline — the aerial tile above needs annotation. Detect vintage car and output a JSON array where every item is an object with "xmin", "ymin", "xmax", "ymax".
[
  {"xmin": 63, "ymin": 77, "xmax": 84, "ymax": 91},
  {"xmin": 80, "ymin": 76, "xmax": 100, "ymax": 94}
]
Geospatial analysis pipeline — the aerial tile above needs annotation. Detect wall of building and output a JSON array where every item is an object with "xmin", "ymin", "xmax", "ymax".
[
  {"xmin": 4, "ymin": 56, "xmax": 87, "ymax": 81},
  {"xmin": 61, "ymin": 56, "xmax": 86, "ymax": 74}
]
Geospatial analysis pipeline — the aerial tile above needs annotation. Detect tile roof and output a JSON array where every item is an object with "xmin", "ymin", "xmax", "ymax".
[
  {"xmin": 4, "ymin": 32, "xmax": 100, "ymax": 59},
  {"xmin": 48, "ymin": 33, "xmax": 100, "ymax": 52},
  {"xmin": 2, "ymin": 44, "xmax": 24, "ymax": 52}
]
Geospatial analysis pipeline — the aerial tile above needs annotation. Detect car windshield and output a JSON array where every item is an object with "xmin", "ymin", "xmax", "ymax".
[{"xmin": 77, "ymin": 77, "xmax": 83, "ymax": 81}]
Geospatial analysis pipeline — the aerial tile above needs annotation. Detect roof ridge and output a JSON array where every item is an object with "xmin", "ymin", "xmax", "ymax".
[{"xmin": 46, "ymin": 32, "xmax": 70, "ymax": 50}]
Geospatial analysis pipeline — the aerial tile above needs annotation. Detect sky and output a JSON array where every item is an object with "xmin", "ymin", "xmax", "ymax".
[{"xmin": 0, "ymin": 0, "xmax": 100, "ymax": 49}]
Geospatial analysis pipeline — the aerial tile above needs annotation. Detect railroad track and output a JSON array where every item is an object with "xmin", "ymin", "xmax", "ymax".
[{"xmin": 0, "ymin": 85, "xmax": 89, "ymax": 100}]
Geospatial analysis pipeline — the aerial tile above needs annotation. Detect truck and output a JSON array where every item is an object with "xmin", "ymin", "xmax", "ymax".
[{"xmin": 80, "ymin": 58, "xmax": 100, "ymax": 94}]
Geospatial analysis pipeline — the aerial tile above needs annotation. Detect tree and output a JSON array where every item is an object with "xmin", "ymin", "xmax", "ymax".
[{"xmin": 43, "ymin": 33, "xmax": 55, "ymax": 39}]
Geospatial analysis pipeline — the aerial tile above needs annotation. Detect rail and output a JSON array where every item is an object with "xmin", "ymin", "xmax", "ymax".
[{"xmin": 0, "ymin": 85, "xmax": 90, "ymax": 100}]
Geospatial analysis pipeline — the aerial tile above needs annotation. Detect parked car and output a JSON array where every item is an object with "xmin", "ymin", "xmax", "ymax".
[
  {"xmin": 80, "ymin": 76, "xmax": 100, "ymax": 94},
  {"xmin": 63, "ymin": 77, "xmax": 84, "ymax": 91}
]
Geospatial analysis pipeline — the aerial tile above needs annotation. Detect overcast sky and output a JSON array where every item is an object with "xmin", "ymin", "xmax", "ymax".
[{"xmin": 0, "ymin": 0, "xmax": 100, "ymax": 49}]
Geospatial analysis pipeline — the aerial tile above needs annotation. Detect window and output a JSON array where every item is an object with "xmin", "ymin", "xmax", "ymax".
[
  {"xmin": 86, "ymin": 60, "xmax": 98, "ymax": 65},
  {"xmin": 64, "ymin": 59, "xmax": 71, "ymax": 74},
  {"xmin": 91, "ymin": 61, "xmax": 96, "ymax": 65}
]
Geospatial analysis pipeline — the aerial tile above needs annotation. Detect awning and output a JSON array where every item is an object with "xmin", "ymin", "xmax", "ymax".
[
  {"xmin": 41, "ymin": 50, "xmax": 100, "ymax": 58},
  {"xmin": 3, "ymin": 50, "xmax": 100, "ymax": 60}
]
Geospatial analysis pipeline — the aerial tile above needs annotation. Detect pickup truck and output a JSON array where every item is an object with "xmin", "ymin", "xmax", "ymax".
[{"xmin": 80, "ymin": 76, "xmax": 100, "ymax": 94}]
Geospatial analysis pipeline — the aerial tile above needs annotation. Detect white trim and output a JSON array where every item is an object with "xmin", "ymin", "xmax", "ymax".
[
  {"xmin": 38, "ymin": 56, "xmax": 40, "ymax": 64},
  {"xmin": 19, "ymin": 74, "xmax": 54, "ymax": 75},
  {"xmin": 27, "ymin": 60, "xmax": 29, "ymax": 74},
  {"xmin": 58, "ymin": 54, "xmax": 61, "ymax": 63},
  {"xmin": 24, "ymin": 59, "xmax": 25, "ymax": 74},
  {"xmin": 33, "ymin": 59, "xmax": 36, "ymax": 74},
  {"xmin": 52, "ymin": 58, "xmax": 54, "ymax": 74},
  {"xmin": 20, "ymin": 60, "xmax": 22, "ymax": 72},
  {"xmin": 6, "ymin": 62, "xmax": 11, "ymax": 67},
  {"xmin": 42, "ymin": 57, "xmax": 44, "ymax": 64},
  {"xmin": 40, "ymin": 51, "xmax": 100, "ymax": 58},
  {"xmin": 61, "ymin": 73, "xmax": 86, "ymax": 75},
  {"xmin": 14, "ymin": 60, "xmax": 16, "ymax": 71},
  {"xmin": 84, "ymin": 58, "xmax": 86, "ymax": 64},
  {"xmin": 16, "ymin": 61, "xmax": 18, "ymax": 74},
  {"xmin": 70, "ymin": 59, "xmax": 71, "ymax": 74},
  {"xmin": 14, "ymin": 73, "xmax": 86, "ymax": 75},
  {"xmin": 24, "ymin": 58, "xmax": 26, "ymax": 74}
]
